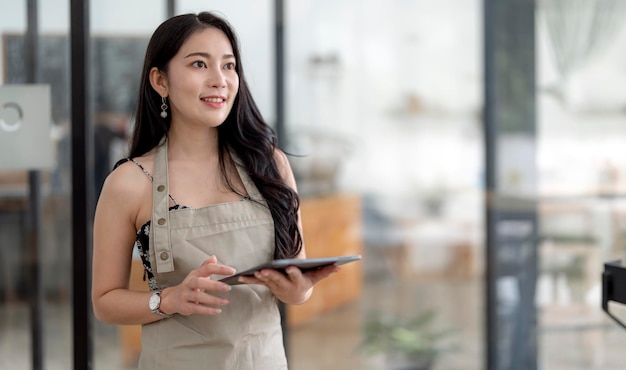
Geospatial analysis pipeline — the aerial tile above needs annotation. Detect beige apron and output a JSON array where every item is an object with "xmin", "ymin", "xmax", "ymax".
[{"xmin": 138, "ymin": 139, "xmax": 287, "ymax": 370}]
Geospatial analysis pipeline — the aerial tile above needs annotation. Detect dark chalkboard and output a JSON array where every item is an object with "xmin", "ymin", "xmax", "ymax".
[{"xmin": 3, "ymin": 34, "xmax": 149, "ymax": 122}]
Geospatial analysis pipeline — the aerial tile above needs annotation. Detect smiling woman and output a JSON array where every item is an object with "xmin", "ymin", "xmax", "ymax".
[
  {"xmin": 149, "ymin": 27, "xmax": 239, "ymax": 129},
  {"xmin": 91, "ymin": 12, "xmax": 340, "ymax": 370}
]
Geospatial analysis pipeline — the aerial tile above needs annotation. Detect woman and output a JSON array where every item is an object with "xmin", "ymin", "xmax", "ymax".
[{"xmin": 91, "ymin": 12, "xmax": 338, "ymax": 369}]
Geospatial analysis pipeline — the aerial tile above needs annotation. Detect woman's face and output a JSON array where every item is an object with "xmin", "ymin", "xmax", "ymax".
[{"xmin": 163, "ymin": 27, "xmax": 239, "ymax": 129}]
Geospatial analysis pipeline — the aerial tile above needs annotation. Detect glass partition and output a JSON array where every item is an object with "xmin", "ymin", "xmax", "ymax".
[
  {"xmin": 285, "ymin": 1, "xmax": 484, "ymax": 369},
  {"xmin": 0, "ymin": 0, "xmax": 72, "ymax": 368},
  {"xmin": 0, "ymin": 4, "xmax": 32, "ymax": 368},
  {"xmin": 89, "ymin": 1, "xmax": 165, "ymax": 368},
  {"xmin": 536, "ymin": 2, "xmax": 626, "ymax": 368}
]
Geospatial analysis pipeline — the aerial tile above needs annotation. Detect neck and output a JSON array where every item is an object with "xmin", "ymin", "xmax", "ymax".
[{"xmin": 166, "ymin": 125, "xmax": 219, "ymax": 162}]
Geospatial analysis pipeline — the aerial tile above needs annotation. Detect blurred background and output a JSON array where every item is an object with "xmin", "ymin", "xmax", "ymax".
[{"xmin": 2, "ymin": 0, "xmax": 626, "ymax": 369}]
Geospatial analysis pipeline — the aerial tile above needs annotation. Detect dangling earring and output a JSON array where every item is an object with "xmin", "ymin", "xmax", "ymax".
[{"xmin": 160, "ymin": 96, "xmax": 168, "ymax": 118}]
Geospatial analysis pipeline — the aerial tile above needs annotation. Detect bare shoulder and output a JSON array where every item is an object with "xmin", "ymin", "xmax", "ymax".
[
  {"xmin": 103, "ymin": 158, "xmax": 151, "ymax": 197},
  {"xmin": 273, "ymin": 148, "xmax": 289, "ymax": 168},
  {"xmin": 96, "ymin": 155, "xmax": 154, "ymax": 227}
]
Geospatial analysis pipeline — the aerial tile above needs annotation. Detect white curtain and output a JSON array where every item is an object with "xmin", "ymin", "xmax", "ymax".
[{"xmin": 539, "ymin": 0, "xmax": 626, "ymax": 103}]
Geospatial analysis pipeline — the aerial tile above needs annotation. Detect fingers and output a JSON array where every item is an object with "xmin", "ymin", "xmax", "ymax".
[
  {"xmin": 198, "ymin": 262, "xmax": 237, "ymax": 277},
  {"xmin": 305, "ymin": 265, "xmax": 340, "ymax": 284},
  {"xmin": 169, "ymin": 256, "xmax": 238, "ymax": 316},
  {"xmin": 256, "ymin": 268, "xmax": 288, "ymax": 282},
  {"xmin": 186, "ymin": 260, "xmax": 233, "ymax": 295},
  {"xmin": 177, "ymin": 290, "xmax": 229, "ymax": 316},
  {"xmin": 239, "ymin": 265, "xmax": 339, "ymax": 287},
  {"xmin": 248, "ymin": 268, "xmax": 303, "ymax": 295},
  {"xmin": 176, "ymin": 261, "xmax": 341, "ymax": 314},
  {"xmin": 187, "ymin": 277, "xmax": 232, "ymax": 294},
  {"xmin": 285, "ymin": 266, "xmax": 303, "ymax": 280},
  {"xmin": 195, "ymin": 256, "xmax": 237, "ymax": 278},
  {"xmin": 249, "ymin": 268, "xmax": 310, "ymax": 305},
  {"xmin": 189, "ymin": 288, "xmax": 230, "ymax": 307},
  {"xmin": 172, "ymin": 279, "xmax": 232, "ymax": 316},
  {"xmin": 237, "ymin": 275, "xmax": 262, "ymax": 285},
  {"xmin": 203, "ymin": 255, "xmax": 218, "ymax": 265}
]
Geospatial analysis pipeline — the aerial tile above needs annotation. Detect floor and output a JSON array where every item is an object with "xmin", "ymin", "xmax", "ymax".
[{"xmin": 4, "ymin": 274, "xmax": 626, "ymax": 370}]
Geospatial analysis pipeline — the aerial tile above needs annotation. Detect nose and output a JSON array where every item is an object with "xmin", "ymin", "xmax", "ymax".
[{"xmin": 207, "ymin": 66, "xmax": 227, "ymax": 88}]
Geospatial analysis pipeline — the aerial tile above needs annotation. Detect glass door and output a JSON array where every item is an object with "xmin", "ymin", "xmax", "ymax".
[
  {"xmin": 285, "ymin": 1, "xmax": 484, "ymax": 369},
  {"xmin": 536, "ymin": 2, "xmax": 626, "ymax": 368},
  {"xmin": 0, "ymin": 0, "xmax": 73, "ymax": 368},
  {"xmin": 88, "ymin": 2, "xmax": 166, "ymax": 368}
]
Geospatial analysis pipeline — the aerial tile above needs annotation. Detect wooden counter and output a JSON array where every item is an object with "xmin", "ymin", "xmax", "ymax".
[{"xmin": 287, "ymin": 193, "xmax": 363, "ymax": 327}]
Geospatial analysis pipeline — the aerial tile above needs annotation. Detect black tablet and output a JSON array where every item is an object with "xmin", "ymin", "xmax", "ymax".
[{"xmin": 219, "ymin": 255, "xmax": 362, "ymax": 285}]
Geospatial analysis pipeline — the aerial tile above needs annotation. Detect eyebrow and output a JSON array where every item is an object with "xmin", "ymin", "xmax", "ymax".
[{"xmin": 184, "ymin": 52, "xmax": 235, "ymax": 60}]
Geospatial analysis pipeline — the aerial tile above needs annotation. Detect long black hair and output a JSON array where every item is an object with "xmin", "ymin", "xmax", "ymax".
[{"xmin": 129, "ymin": 12, "xmax": 302, "ymax": 260}]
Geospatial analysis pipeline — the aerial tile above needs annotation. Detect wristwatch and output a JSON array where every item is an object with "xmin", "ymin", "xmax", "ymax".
[{"xmin": 149, "ymin": 290, "xmax": 173, "ymax": 318}]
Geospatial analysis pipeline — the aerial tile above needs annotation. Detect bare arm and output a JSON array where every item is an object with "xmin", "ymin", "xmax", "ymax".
[{"xmin": 91, "ymin": 162, "xmax": 235, "ymax": 325}]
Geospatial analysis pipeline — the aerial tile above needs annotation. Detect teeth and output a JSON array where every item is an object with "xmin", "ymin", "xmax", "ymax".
[{"xmin": 202, "ymin": 97, "xmax": 224, "ymax": 103}]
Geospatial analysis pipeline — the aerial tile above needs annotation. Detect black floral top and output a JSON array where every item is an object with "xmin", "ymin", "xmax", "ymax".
[{"xmin": 135, "ymin": 205, "xmax": 188, "ymax": 291}]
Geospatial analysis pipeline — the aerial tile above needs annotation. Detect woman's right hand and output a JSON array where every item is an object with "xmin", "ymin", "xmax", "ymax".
[{"xmin": 159, "ymin": 256, "xmax": 236, "ymax": 316}]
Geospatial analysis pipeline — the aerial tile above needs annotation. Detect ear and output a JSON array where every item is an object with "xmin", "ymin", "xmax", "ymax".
[{"xmin": 149, "ymin": 67, "xmax": 168, "ymax": 98}]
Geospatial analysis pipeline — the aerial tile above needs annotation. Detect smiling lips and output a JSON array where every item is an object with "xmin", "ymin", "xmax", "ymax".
[
  {"xmin": 201, "ymin": 96, "xmax": 226, "ymax": 108},
  {"xmin": 202, "ymin": 97, "xmax": 224, "ymax": 102}
]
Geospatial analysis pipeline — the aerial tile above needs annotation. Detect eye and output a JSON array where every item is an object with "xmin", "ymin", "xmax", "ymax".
[
  {"xmin": 192, "ymin": 60, "xmax": 207, "ymax": 69},
  {"xmin": 224, "ymin": 62, "xmax": 236, "ymax": 70}
]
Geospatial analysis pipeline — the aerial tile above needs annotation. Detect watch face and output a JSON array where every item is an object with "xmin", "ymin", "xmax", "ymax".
[{"xmin": 149, "ymin": 293, "xmax": 160, "ymax": 310}]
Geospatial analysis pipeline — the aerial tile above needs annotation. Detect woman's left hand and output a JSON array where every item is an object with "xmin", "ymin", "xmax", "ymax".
[{"xmin": 238, "ymin": 264, "xmax": 339, "ymax": 304}]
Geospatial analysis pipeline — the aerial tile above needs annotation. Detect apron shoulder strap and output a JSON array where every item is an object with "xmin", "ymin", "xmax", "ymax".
[{"xmin": 150, "ymin": 137, "xmax": 175, "ymax": 274}]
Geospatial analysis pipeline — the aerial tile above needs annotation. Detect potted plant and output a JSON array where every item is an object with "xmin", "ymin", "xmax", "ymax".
[{"xmin": 361, "ymin": 309, "xmax": 455, "ymax": 370}]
